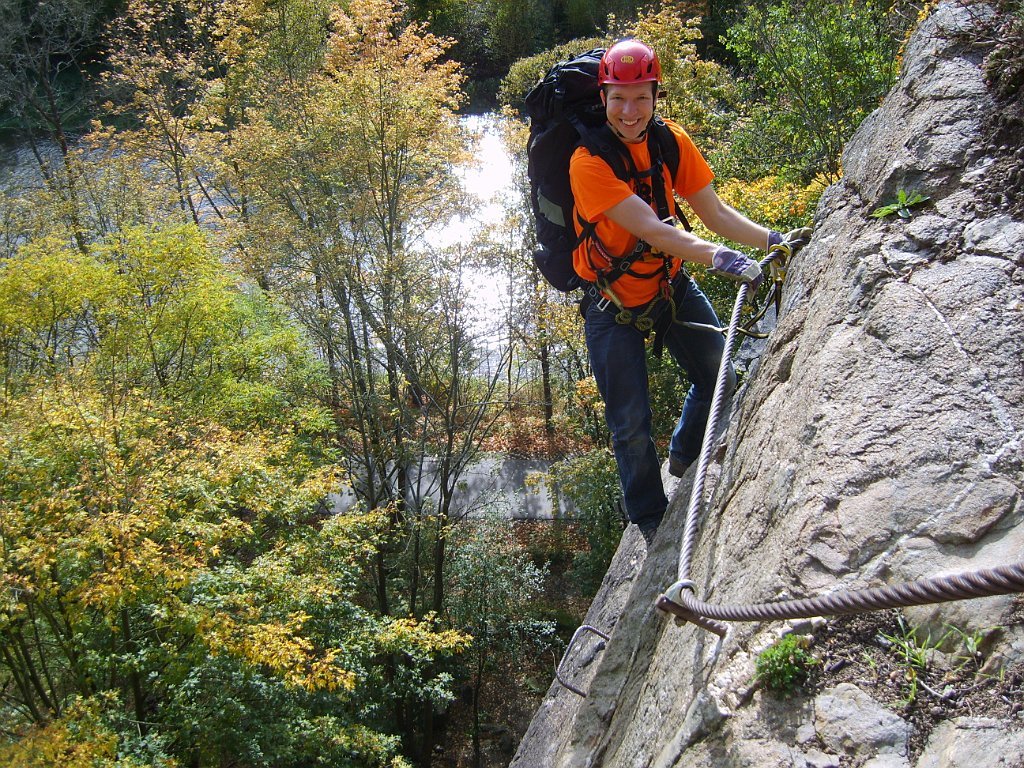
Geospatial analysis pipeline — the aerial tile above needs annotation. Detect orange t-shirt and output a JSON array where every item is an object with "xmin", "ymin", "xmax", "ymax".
[{"xmin": 569, "ymin": 119, "xmax": 714, "ymax": 307}]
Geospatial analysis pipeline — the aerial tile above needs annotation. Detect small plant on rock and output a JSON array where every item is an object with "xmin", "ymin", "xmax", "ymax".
[
  {"xmin": 871, "ymin": 188, "xmax": 931, "ymax": 218},
  {"xmin": 756, "ymin": 633, "xmax": 818, "ymax": 696},
  {"xmin": 878, "ymin": 615, "xmax": 940, "ymax": 704}
]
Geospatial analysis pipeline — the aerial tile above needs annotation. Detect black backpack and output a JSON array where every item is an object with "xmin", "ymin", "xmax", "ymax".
[{"xmin": 524, "ymin": 48, "xmax": 682, "ymax": 292}]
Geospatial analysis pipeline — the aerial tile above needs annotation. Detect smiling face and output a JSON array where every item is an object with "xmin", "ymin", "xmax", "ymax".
[{"xmin": 602, "ymin": 82, "xmax": 656, "ymax": 143}]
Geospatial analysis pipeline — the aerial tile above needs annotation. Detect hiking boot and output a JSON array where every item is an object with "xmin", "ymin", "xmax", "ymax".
[
  {"xmin": 641, "ymin": 525, "xmax": 659, "ymax": 548},
  {"xmin": 668, "ymin": 454, "xmax": 691, "ymax": 478}
]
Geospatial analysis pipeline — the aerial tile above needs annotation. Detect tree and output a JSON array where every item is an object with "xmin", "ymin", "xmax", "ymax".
[
  {"xmin": 494, "ymin": 67, "xmax": 605, "ymax": 452},
  {"xmin": 0, "ymin": 0, "xmax": 109, "ymax": 250},
  {"xmin": 0, "ymin": 222, "xmax": 468, "ymax": 766},
  {"xmin": 101, "ymin": 0, "xmax": 248, "ymax": 225},
  {"xmin": 723, "ymin": 0, "xmax": 907, "ymax": 183},
  {"xmin": 445, "ymin": 514, "xmax": 553, "ymax": 768},
  {"xmin": 0, "ymin": 0, "xmax": 103, "ymax": 156},
  {"xmin": 223, "ymin": 0, "xmax": 511, "ymax": 759},
  {"xmin": 548, "ymin": 448, "xmax": 626, "ymax": 590}
]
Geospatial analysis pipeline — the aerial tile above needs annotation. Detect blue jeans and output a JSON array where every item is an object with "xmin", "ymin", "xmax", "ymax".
[{"xmin": 584, "ymin": 274, "xmax": 736, "ymax": 532}]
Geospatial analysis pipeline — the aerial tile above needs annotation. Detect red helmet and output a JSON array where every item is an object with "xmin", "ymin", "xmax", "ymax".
[{"xmin": 598, "ymin": 40, "xmax": 661, "ymax": 86}]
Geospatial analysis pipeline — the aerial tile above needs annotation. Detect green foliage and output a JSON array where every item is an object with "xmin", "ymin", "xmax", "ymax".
[
  {"xmin": 755, "ymin": 633, "xmax": 818, "ymax": 696},
  {"xmin": 446, "ymin": 512, "xmax": 555, "ymax": 673},
  {"xmin": 487, "ymin": 0, "xmax": 553, "ymax": 70},
  {"xmin": 447, "ymin": 513, "xmax": 553, "ymax": 641},
  {"xmin": 445, "ymin": 512, "xmax": 555, "ymax": 766},
  {"xmin": 722, "ymin": 0, "xmax": 909, "ymax": 183},
  {"xmin": 0, "ymin": 219, "xmax": 464, "ymax": 766},
  {"xmin": 549, "ymin": 449, "xmax": 624, "ymax": 593},
  {"xmin": 871, "ymin": 188, "xmax": 930, "ymax": 218},
  {"xmin": 943, "ymin": 623, "xmax": 988, "ymax": 670},
  {"xmin": 0, "ymin": 694, "xmax": 156, "ymax": 768}
]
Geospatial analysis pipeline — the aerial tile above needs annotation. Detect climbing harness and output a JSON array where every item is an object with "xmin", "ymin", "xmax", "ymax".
[
  {"xmin": 582, "ymin": 259, "xmax": 782, "ymax": 353},
  {"xmin": 553, "ymin": 242, "xmax": 1024, "ymax": 696}
]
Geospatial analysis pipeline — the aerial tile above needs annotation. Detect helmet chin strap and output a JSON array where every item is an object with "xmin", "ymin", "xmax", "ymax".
[{"xmin": 609, "ymin": 117, "xmax": 653, "ymax": 143}]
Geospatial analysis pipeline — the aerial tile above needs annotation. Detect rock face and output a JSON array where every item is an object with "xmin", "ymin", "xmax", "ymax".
[{"xmin": 511, "ymin": 3, "xmax": 1024, "ymax": 766}]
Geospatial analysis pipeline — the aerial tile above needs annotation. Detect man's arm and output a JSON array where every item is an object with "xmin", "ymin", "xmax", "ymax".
[
  {"xmin": 603, "ymin": 182, "xmax": 769, "ymax": 288},
  {"xmin": 603, "ymin": 194, "xmax": 720, "ymax": 265},
  {"xmin": 603, "ymin": 180, "xmax": 772, "ymax": 264},
  {"xmin": 683, "ymin": 184, "xmax": 771, "ymax": 250}
]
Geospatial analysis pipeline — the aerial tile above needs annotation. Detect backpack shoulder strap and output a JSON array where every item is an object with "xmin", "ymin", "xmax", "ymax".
[
  {"xmin": 652, "ymin": 118, "xmax": 680, "ymax": 180},
  {"xmin": 571, "ymin": 117, "xmax": 633, "ymax": 183},
  {"xmin": 649, "ymin": 117, "xmax": 691, "ymax": 232}
]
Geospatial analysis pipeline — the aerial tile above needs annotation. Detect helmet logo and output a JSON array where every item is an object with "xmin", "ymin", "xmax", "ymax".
[{"xmin": 620, "ymin": 55, "xmax": 635, "ymax": 63}]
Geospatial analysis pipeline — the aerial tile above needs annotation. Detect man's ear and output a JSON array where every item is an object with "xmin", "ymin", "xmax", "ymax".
[{"xmin": 600, "ymin": 89, "xmax": 607, "ymax": 106}]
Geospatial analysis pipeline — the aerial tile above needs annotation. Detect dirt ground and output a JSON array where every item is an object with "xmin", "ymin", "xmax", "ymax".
[{"xmin": 807, "ymin": 606, "xmax": 1024, "ymax": 761}]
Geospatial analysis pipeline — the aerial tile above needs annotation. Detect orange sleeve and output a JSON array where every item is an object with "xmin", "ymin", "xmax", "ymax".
[{"xmin": 569, "ymin": 147, "xmax": 633, "ymax": 222}]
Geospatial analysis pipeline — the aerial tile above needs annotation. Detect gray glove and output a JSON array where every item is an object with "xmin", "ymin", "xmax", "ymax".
[{"xmin": 709, "ymin": 246, "xmax": 763, "ymax": 292}]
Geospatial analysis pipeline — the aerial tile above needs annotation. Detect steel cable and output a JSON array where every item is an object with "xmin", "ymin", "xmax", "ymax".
[
  {"xmin": 658, "ymin": 562, "xmax": 1024, "ymax": 629},
  {"xmin": 660, "ymin": 250, "xmax": 1024, "ymax": 631}
]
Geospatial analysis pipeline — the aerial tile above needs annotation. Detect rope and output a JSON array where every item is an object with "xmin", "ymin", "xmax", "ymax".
[{"xmin": 659, "ymin": 248, "xmax": 1024, "ymax": 633}]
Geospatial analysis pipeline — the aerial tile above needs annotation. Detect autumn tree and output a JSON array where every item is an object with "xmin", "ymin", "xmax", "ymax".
[
  {"xmin": 0, "ymin": 221, "xmax": 468, "ymax": 766},
  {"xmin": 224, "ymin": 0, "xmax": 508, "ymax": 758}
]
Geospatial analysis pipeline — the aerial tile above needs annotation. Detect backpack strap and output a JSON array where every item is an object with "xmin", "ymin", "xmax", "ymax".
[{"xmin": 649, "ymin": 118, "xmax": 691, "ymax": 232}]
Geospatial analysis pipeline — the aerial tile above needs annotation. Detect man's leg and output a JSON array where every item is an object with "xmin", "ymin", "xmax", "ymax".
[
  {"xmin": 664, "ymin": 275, "xmax": 737, "ymax": 470},
  {"xmin": 585, "ymin": 303, "xmax": 667, "ymax": 535}
]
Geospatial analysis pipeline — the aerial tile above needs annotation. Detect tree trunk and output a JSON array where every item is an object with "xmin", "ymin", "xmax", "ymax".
[{"xmin": 541, "ymin": 340, "xmax": 554, "ymax": 437}]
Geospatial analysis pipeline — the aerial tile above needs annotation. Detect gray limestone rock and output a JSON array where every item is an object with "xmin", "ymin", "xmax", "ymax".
[
  {"xmin": 916, "ymin": 717, "xmax": 1024, "ymax": 767},
  {"xmin": 813, "ymin": 684, "xmax": 912, "ymax": 759}
]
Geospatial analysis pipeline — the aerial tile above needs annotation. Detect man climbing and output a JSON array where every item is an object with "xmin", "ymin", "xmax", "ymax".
[{"xmin": 569, "ymin": 39, "xmax": 810, "ymax": 546}]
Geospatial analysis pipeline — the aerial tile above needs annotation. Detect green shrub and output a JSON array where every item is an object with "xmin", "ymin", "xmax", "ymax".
[{"xmin": 755, "ymin": 634, "xmax": 818, "ymax": 696}]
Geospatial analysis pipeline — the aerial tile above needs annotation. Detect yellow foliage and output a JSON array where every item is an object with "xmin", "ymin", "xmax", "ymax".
[
  {"xmin": 199, "ymin": 609, "xmax": 358, "ymax": 693},
  {"xmin": 715, "ymin": 176, "xmax": 821, "ymax": 231},
  {"xmin": 0, "ymin": 239, "xmax": 111, "ymax": 342},
  {"xmin": 0, "ymin": 696, "xmax": 162, "ymax": 768},
  {"xmin": 574, "ymin": 376, "xmax": 603, "ymax": 413},
  {"xmin": 377, "ymin": 615, "xmax": 472, "ymax": 657}
]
